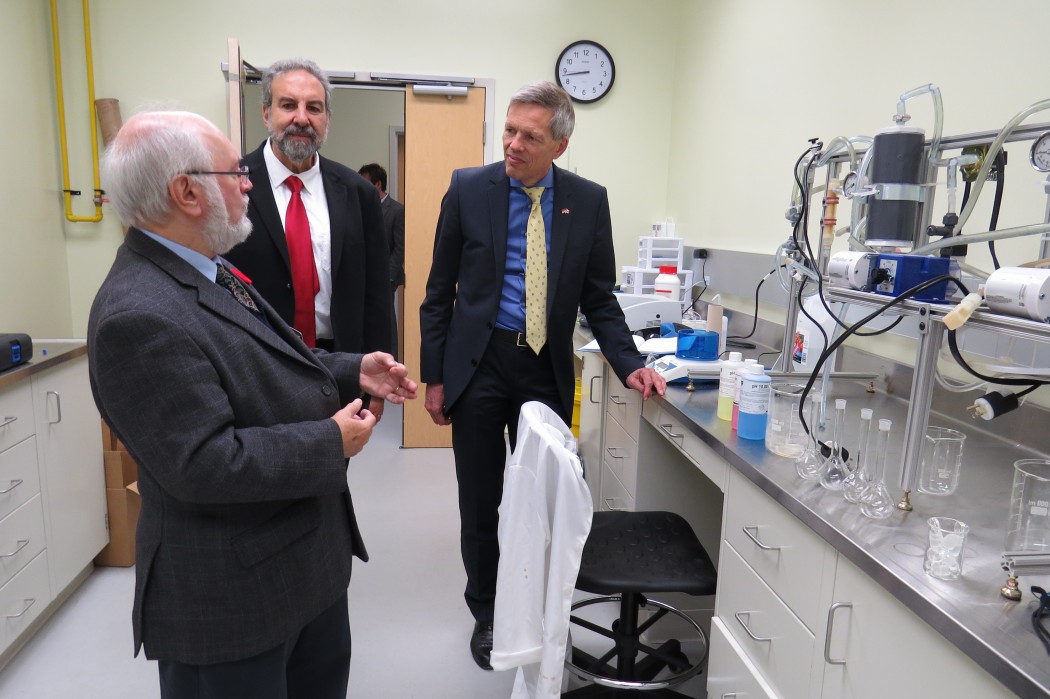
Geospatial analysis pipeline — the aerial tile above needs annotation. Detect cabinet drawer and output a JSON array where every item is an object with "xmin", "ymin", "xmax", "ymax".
[
  {"xmin": 0, "ymin": 550, "xmax": 51, "ymax": 652},
  {"xmin": 648, "ymin": 404, "xmax": 728, "ymax": 492},
  {"xmin": 602, "ymin": 413, "xmax": 637, "ymax": 496},
  {"xmin": 0, "ymin": 382, "xmax": 34, "ymax": 454},
  {"xmin": 0, "ymin": 437, "xmax": 40, "ymax": 521},
  {"xmin": 724, "ymin": 469, "xmax": 834, "ymax": 632},
  {"xmin": 0, "ymin": 496, "xmax": 47, "ymax": 588},
  {"xmin": 708, "ymin": 616, "xmax": 777, "ymax": 699},
  {"xmin": 599, "ymin": 462, "xmax": 634, "ymax": 512},
  {"xmin": 605, "ymin": 385, "xmax": 642, "ymax": 439},
  {"xmin": 716, "ymin": 543, "xmax": 816, "ymax": 699}
]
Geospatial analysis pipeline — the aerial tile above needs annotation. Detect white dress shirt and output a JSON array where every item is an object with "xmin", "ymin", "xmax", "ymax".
[
  {"xmin": 263, "ymin": 142, "xmax": 334, "ymax": 340},
  {"xmin": 491, "ymin": 402, "xmax": 593, "ymax": 699}
]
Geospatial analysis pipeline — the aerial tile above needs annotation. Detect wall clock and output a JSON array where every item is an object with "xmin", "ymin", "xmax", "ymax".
[{"xmin": 555, "ymin": 40, "xmax": 615, "ymax": 103}]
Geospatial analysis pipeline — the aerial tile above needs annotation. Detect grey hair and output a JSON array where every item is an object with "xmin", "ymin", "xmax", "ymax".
[
  {"xmin": 509, "ymin": 81, "xmax": 575, "ymax": 141},
  {"xmin": 101, "ymin": 111, "xmax": 214, "ymax": 227},
  {"xmin": 261, "ymin": 58, "xmax": 332, "ymax": 114}
]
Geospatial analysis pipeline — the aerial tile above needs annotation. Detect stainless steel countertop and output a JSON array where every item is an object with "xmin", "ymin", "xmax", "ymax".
[
  {"xmin": 0, "ymin": 340, "xmax": 88, "ymax": 391},
  {"xmin": 654, "ymin": 381, "xmax": 1049, "ymax": 698}
]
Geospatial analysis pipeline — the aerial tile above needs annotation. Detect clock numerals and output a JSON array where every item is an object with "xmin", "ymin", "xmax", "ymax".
[{"xmin": 555, "ymin": 40, "xmax": 615, "ymax": 103}]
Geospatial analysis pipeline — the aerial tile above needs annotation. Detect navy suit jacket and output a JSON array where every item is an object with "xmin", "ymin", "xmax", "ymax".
[
  {"xmin": 88, "ymin": 229, "xmax": 367, "ymax": 664},
  {"xmin": 420, "ymin": 162, "xmax": 642, "ymax": 419},
  {"xmin": 226, "ymin": 142, "xmax": 392, "ymax": 354}
]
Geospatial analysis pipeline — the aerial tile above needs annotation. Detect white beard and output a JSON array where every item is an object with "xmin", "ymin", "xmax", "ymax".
[{"xmin": 202, "ymin": 185, "xmax": 252, "ymax": 255}]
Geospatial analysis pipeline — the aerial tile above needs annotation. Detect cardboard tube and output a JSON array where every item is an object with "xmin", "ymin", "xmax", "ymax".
[{"xmin": 95, "ymin": 98, "xmax": 123, "ymax": 147}]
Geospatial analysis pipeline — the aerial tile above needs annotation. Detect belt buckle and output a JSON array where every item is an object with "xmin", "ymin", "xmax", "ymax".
[{"xmin": 515, "ymin": 332, "xmax": 528, "ymax": 348}]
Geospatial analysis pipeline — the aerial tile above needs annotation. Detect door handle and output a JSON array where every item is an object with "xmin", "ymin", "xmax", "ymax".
[
  {"xmin": 824, "ymin": 602, "xmax": 853, "ymax": 665},
  {"xmin": 588, "ymin": 375, "xmax": 601, "ymax": 404},
  {"xmin": 46, "ymin": 391, "xmax": 62, "ymax": 424}
]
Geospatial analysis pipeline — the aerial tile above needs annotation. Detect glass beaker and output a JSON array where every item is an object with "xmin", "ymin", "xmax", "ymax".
[
  {"xmin": 796, "ymin": 392, "xmax": 825, "ymax": 480},
  {"xmin": 843, "ymin": 408, "xmax": 874, "ymax": 503},
  {"xmin": 819, "ymin": 399, "xmax": 849, "ymax": 491},
  {"xmin": 917, "ymin": 427, "xmax": 967, "ymax": 495},
  {"xmin": 923, "ymin": 516, "xmax": 969, "ymax": 580},
  {"xmin": 860, "ymin": 419, "xmax": 896, "ymax": 519},
  {"xmin": 766, "ymin": 383, "xmax": 806, "ymax": 458},
  {"xmin": 1004, "ymin": 459, "xmax": 1050, "ymax": 553}
]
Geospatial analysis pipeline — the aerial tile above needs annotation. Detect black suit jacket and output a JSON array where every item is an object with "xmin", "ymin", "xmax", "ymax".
[
  {"xmin": 226, "ymin": 142, "xmax": 392, "ymax": 353},
  {"xmin": 382, "ymin": 194, "xmax": 406, "ymax": 287},
  {"xmin": 419, "ymin": 162, "xmax": 643, "ymax": 419},
  {"xmin": 88, "ymin": 229, "xmax": 368, "ymax": 664}
]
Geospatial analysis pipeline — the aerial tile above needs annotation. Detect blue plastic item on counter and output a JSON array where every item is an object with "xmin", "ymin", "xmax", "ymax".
[{"xmin": 675, "ymin": 329, "xmax": 719, "ymax": 361}]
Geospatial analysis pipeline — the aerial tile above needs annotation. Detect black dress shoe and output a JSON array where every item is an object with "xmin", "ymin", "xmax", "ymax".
[{"xmin": 470, "ymin": 621, "xmax": 493, "ymax": 671}]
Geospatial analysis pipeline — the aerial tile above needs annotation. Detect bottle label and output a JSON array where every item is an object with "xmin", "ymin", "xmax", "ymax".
[
  {"xmin": 739, "ymin": 378, "xmax": 770, "ymax": 415},
  {"xmin": 719, "ymin": 368, "xmax": 738, "ymax": 399}
]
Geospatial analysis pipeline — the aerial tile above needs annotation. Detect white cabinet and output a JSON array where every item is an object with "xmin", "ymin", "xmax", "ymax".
[
  {"xmin": 0, "ymin": 351, "xmax": 107, "ymax": 665},
  {"xmin": 32, "ymin": 358, "xmax": 107, "ymax": 593},
  {"xmin": 820, "ymin": 555, "xmax": 1012, "ymax": 699},
  {"xmin": 579, "ymin": 353, "xmax": 605, "ymax": 511},
  {"xmin": 598, "ymin": 368, "xmax": 641, "ymax": 512}
]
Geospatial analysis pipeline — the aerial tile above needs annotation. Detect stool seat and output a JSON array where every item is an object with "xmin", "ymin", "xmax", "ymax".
[{"xmin": 576, "ymin": 511, "xmax": 716, "ymax": 597}]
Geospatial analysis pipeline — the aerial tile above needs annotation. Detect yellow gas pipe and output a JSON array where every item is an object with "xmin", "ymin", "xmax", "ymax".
[{"xmin": 50, "ymin": 0, "xmax": 103, "ymax": 223}]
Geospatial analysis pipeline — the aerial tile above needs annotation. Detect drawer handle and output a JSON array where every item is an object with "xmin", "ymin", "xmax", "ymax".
[
  {"xmin": 742, "ymin": 526, "xmax": 782, "ymax": 552},
  {"xmin": 734, "ymin": 611, "xmax": 773, "ymax": 642},
  {"xmin": 608, "ymin": 394, "xmax": 628, "ymax": 406},
  {"xmin": 0, "ymin": 416, "xmax": 16, "ymax": 429},
  {"xmin": 47, "ymin": 391, "xmax": 63, "ymax": 424},
  {"xmin": 588, "ymin": 375, "xmax": 602, "ymax": 404},
  {"xmin": 603, "ymin": 497, "xmax": 628, "ymax": 511},
  {"xmin": 0, "ymin": 539, "xmax": 29, "ymax": 558},
  {"xmin": 659, "ymin": 423, "xmax": 684, "ymax": 443},
  {"xmin": 824, "ymin": 602, "xmax": 853, "ymax": 665},
  {"xmin": 606, "ymin": 447, "xmax": 626, "ymax": 459},
  {"xmin": 721, "ymin": 695, "xmax": 737, "ymax": 699},
  {"xmin": 0, "ymin": 479, "xmax": 23, "ymax": 495},
  {"xmin": 6, "ymin": 598, "xmax": 36, "ymax": 619}
]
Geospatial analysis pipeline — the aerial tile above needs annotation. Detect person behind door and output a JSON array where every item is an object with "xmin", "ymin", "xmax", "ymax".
[
  {"xmin": 88, "ymin": 110, "xmax": 418, "ymax": 698},
  {"xmin": 358, "ymin": 162, "xmax": 405, "ymax": 360},
  {"xmin": 225, "ymin": 58, "xmax": 392, "ymax": 420},
  {"xmin": 419, "ymin": 80, "xmax": 666, "ymax": 670}
]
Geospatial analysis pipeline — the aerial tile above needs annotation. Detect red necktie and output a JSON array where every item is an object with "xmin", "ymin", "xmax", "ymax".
[{"xmin": 284, "ymin": 176, "xmax": 319, "ymax": 347}]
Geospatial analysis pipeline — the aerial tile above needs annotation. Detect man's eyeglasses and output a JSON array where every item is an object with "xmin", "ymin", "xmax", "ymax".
[{"xmin": 186, "ymin": 166, "xmax": 250, "ymax": 182}]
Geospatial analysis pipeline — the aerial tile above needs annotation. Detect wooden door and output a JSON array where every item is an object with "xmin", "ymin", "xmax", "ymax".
[{"xmin": 402, "ymin": 87, "xmax": 486, "ymax": 447}]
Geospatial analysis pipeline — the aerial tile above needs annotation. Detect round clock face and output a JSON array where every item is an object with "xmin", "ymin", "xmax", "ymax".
[{"xmin": 555, "ymin": 40, "xmax": 615, "ymax": 103}]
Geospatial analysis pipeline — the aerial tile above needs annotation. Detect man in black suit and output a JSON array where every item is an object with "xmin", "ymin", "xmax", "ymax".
[
  {"xmin": 359, "ymin": 162, "xmax": 405, "ymax": 360},
  {"xmin": 419, "ymin": 81, "xmax": 666, "ymax": 670},
  {"xmin": 225, "ymin": 58, "xmax": 392, "ymax": 419},
  {"xmin": 89, "ymin": 110, "xmax": 417, "ymax": 699}
]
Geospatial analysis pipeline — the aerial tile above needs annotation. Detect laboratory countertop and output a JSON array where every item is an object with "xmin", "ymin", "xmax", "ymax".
[
  {"xmin": 654, "ymin": 380, "xmax": 1049, "ymax": 698},
  {"xmin": 0, "ymin": 340, "xmax": 88, "ymax": 392}
]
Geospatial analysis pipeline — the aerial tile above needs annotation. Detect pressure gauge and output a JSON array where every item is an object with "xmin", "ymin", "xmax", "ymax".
[
  {"xmin": 1030, "ymin": 132, "xmax": 1050, "ymax": 172},
  {"xmin": 840, "ymin": 171, "xmax": 859, "ymax": 199}
]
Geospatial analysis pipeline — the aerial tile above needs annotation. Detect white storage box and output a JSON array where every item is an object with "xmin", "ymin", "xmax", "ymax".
[
  {"xmin": 637, "ymin": 236, "xmax": 683, "ymax": 270},
  {"xmin": 621, "ymin": 266, "xmax": 694, "ymax": 306}
]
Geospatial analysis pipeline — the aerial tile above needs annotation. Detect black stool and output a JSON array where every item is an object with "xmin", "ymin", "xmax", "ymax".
[{"xmin": 564, "ymin": 511, "xmax": 717, "ymax": 698}]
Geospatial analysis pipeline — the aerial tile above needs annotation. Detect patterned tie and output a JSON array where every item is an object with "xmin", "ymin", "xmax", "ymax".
[
  {"xmin": 522, "ymin": 186, "xmax": 547, "ymax": 354},
  {"xmin": 284, "ymin": 175, "xmax": 319, "ymax": 347},
  {"xmin": 215, "ymin": 263, "xmax": 259, "ymax": 312}
]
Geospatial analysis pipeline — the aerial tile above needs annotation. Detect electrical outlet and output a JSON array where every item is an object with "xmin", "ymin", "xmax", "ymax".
[{"xmin": 704, "ymin": 275, "xmax": 711, "ymax": 286}]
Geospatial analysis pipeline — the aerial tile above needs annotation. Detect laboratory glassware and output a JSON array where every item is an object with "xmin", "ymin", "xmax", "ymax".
[
  {"xmin": 796, "ymin": 392, "xmax": 825, "ymax": 480},
  {"xmin": 924, "ymin": 516, "xmax": 969, "ymax": 581},
  {"xmin": 860, "ymin": 418, "xmax": 896, "ymax": 519},
  {"xmin": 819, "ymin": 399, "xmax": 849, "ymax": 490},
  {"xmin": 917, "ymin": 427, "xmax": 967, "ymax": 495},
  {"xmin": 843, "ymin": 408, "xmax": 874, "ymax": 503},
  {"xmin": 766, "ymin": 383, "xmax": 806, "ymax": 458}
]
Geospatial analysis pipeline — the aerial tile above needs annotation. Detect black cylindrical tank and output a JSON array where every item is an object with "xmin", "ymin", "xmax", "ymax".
[{"xmin": 865, "ymin": 126, "xmax": 926, "ymax": 249}]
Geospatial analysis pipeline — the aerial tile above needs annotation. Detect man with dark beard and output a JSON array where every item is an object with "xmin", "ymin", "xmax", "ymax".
[
  {"xmin": 88, "ymin": 110, "xmax": 418, "ymax": 699},
  {"xmin": 225, "ymin": 58, "xmax": 393, "ymax": 420}
]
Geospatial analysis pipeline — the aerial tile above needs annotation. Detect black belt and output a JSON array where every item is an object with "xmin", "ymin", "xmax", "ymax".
[{"xmin": 492, "ymin": 328, "xmax": 544, "ymax": 351}]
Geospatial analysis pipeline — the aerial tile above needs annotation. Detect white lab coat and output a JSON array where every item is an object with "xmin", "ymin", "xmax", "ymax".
[{"xmin": 490, "ymin": 402, "xmax": 593, "ymax": 699}]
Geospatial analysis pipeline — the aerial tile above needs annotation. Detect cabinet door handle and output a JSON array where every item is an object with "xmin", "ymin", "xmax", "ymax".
[
  {"xmin": 721, "ymin": 694, "xmax": 738, "ymax": 699},
  {"xmin": 0, "ymin": 416, "xmax": 16, "ymax": 429},
  {"xmin": 606, "ymin": 447, "xmax": 626, "ymax": 459},
  {"xmin": 589, "ymin": 375, "xmax": 602, "ymax": 404},
  {"xmin": 824, "ymin": 602, "xmax": 853, "ymax": 665},
  {"xmin": 603, "ymin": 498, "xmax": 628, "ymax": 511},
  {"xmin": 608, "ymin": 394, "xmax": 628, "ymax": 406},
  {"xmin": 6, "ymin": 598, "xmax": 36, "ymax": 619},
  {"xmin": 46, "ymin": 391, "xmax": 63, "ymax": 424},
  {"xmin": 733, "ymin": 611, "xmax": 773, "ymax": 642},
  {"xmin": 0, "ymin": 479, "xmax": 23, "ymax": 495},
  {"xmin": 0, "ymin": 539, "xmax": 29, "ymax": 558},
  {"xmin": 742, "ymin": 525, "xmax": 782, "ymax": 552},
  {"xmin": 659, "ymin": 423, "xmax": 684, "ymax": 443}
]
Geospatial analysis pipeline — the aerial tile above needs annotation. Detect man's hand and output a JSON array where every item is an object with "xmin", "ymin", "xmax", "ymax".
[
  {"xmin": 360, "ymin": 351, "xmax": 418, "ymax": 403},
  {"xmin": 425, "ymin": 384, "xmax": 451, "ymax": 426},
  {"xmin": 626, "ymin": 366, "xmax": 667, "ymax": 399},
  {"xmin": 369, "ymin": 397, "xmax": 385, "ymax": 423},
  {"xmin": 331, "ymin": 399, "xmax": 377, "ymax": 458}
]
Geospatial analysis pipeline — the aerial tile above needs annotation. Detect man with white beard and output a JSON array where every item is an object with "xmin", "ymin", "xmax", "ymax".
[{"xmin": 87, "ymin": 110, "xmax": 418, "ymax": 699}]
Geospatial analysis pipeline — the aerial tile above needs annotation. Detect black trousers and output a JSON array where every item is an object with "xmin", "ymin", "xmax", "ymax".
[
  {"xmin": 158, "ymin": 593, "xmax": 351, "ymax": 699},
  {"xmin": 450, "ymin": 330, "xmax": 566, "ymax": 623}
]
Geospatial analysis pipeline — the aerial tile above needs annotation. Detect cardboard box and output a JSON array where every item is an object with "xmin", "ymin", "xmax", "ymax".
[
  {"xmin": 103, "ymin": 450, "xmax": 137, "ymax": 489},
  {"xmin": 94, "ymin": 481, "xmax": 140, "ymax": 567},
  {"xmin": 100, "ymin": 419, "xmax": 116, "ymax": 452}
]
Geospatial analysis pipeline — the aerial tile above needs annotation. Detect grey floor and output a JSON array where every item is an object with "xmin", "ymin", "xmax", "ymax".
[{"xmin": 0, "ymin": 403, "xmax": 517, "ymax": 698}]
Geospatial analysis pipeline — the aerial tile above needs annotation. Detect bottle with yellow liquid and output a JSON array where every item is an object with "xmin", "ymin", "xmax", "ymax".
[{"xmin": 717, "ymin": 351, "xmax": 743, "ymax": 421}]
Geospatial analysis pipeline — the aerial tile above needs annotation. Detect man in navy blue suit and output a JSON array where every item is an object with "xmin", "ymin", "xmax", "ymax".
[{"xmin": 419, "ymin": 81, "xmax": 665, "ymax": 670}]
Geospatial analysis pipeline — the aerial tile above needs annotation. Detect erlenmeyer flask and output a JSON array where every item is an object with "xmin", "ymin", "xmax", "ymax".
[
  {"xmin": 796, "ymin": 392, "xmax": 825, "ymax": 480},
  {"xmin": 860, "ymin": 419, "xmax": 896, "ymax": 519},
  {"xmin": 843, "ymin": 408, "xmax": 874, "ymax": 503},
  {"xmin": 819, "ymin": 399, "xmax": 849, "ymax": 490}
]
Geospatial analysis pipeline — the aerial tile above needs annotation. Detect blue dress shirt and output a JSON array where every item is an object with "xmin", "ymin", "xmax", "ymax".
[{"xmin": 496, "ymin": 168, "xmax": 554, "ymax": 332}]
